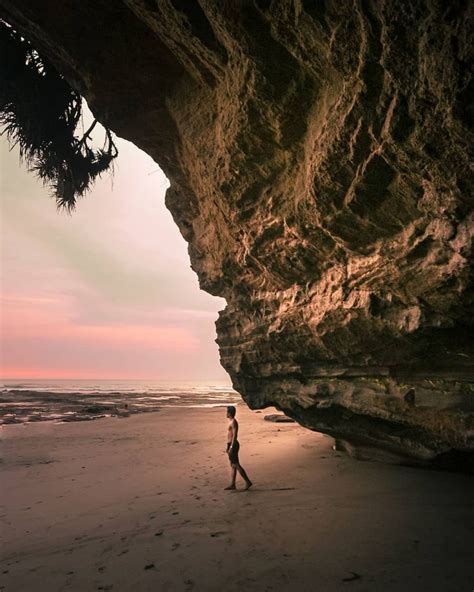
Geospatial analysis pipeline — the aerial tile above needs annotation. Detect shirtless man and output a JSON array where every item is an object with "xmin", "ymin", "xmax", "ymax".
[{"xmin": 225, "ymin": 406, "xmax": 252, "ymax": 491}]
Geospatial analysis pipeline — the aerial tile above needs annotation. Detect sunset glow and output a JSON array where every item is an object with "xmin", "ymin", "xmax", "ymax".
[{"xmin": 0, "ymin": 117, "xmax": 228, "ymax": 381}]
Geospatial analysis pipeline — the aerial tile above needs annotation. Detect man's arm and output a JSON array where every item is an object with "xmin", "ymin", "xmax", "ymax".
[{"xmin": 230, "ymin": 420, "xmax": 239, "ymax": 448}]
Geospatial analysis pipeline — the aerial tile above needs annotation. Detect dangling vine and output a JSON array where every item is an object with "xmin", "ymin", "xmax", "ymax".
[{"xmin": 0, "ymin": 20, "xmax": 118, "ymax": 210}]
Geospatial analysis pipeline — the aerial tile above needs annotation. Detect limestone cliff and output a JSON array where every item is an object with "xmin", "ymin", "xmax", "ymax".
[{"xmin": 1, "ymin": 0, "xmax": 473, "ymax": 470}]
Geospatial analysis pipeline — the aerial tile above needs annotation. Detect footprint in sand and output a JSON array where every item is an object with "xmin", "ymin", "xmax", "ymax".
[
  {"xmin": 342, "ymin": 572, "xmax": 362, "ymax": 582},
  {"xmin": 171, "ymin": 543, "xmax": 180, "ymax": 551},
  {"xmin": 210, "ymin": 531, "xmax": 227, "ymax": 538},
  {"xmin": 144, "ymin": 563, "xmax": 155, "ymax": 570}
]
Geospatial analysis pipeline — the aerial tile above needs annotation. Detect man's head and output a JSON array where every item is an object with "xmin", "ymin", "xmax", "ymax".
[{"xmin": 226, "ymin": 405, "xmax": 236, "ymax": 419}]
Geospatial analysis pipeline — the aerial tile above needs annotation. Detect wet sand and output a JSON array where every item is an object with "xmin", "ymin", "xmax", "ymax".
[{"xmin": 1, "ymin": 404, "xmax": 473, "ymax": 591}]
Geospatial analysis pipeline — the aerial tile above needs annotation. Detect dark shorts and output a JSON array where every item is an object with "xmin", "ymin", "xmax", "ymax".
[{"xmin": 226, "ymin": 441, "xmax": 240, "ymax": 464}]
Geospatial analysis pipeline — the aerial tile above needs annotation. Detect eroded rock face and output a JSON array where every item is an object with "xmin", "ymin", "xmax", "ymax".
[{"xmin": 1, "ymin": 0, "xmax": 473, "ymax": 469}]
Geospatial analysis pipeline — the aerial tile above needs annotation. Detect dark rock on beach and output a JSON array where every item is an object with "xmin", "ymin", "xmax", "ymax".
[{"xmin": 264, "ymin": 414, "xmax": 296, "ymax": 423}]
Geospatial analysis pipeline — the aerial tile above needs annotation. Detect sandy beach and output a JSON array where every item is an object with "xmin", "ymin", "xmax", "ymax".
[{"xmin": 1, "ymin": 404, "xmax": 473, "ymax": 592}]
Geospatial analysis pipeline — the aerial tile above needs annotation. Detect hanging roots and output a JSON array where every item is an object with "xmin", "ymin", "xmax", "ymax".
[{"xmin": 0, "ymin": 20, "xmax": 118, "ymax": 210}]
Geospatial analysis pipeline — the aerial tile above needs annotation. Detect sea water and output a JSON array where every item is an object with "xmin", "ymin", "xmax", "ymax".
[{"xmin": 0, "ymin": 379, "xmax": 240, "ymax": 425}]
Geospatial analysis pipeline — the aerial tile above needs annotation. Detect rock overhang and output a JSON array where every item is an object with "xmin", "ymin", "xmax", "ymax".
[{"xmin": 1, "ymin": 0, "xmax": 472, "ymax": 471}]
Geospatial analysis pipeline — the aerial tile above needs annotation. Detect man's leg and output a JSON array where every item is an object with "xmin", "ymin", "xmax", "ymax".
[
  {"xmin": 224, "ymin": 463, "xmax": 237, "ymax": 490},
  {"xmin": 236, "ymin": 463, "xmax": 252, "ymax": 489}
]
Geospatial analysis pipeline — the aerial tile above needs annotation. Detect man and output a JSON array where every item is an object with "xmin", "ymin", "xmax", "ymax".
[{"xmin": 225, "ymin": 405, "xmax": 252, "ymax": 491}]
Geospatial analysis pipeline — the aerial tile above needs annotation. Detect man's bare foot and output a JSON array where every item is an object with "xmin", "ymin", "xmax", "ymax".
[
  {"xmin": 224, "ymin": 485, "xmax": 236, "ymax": 490},
  {"xmin": 244, "ymin": 481, "xmax": 253, "ymax": 490}
]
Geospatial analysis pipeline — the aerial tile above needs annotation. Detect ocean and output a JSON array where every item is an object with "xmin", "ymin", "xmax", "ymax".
[{"xmin": 0, "ymin": 379, "xmax": 241, "ymax": 425}]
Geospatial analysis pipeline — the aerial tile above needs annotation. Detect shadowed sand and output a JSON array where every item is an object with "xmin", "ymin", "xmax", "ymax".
[{"xmin": 1, "ymin": 405, "xmax": 473, "ymax": 592}]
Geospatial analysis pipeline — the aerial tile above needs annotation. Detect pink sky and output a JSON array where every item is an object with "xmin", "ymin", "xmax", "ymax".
[{"xmin": 0, "ymin": 113, "xmax": 228, "ymax": 381}]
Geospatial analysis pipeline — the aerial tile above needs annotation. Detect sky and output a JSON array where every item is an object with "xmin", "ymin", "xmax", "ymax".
[{"xmin": 0, "ymin": 111, "xmax": 228, "ymax": 381}]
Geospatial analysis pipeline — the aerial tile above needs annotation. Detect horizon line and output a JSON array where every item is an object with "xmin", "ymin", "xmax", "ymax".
[{"xmin": 0, "ymin": 376, "xmax": 232, "ymax": 382}]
